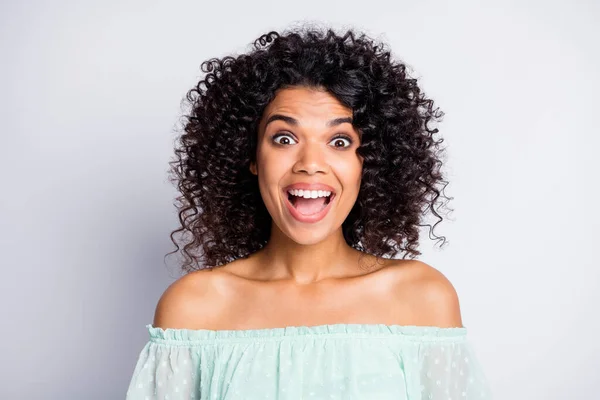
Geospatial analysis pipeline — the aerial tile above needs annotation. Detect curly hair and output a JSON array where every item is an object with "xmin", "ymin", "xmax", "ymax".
[{"xmin": 166, "ymin": 26, "xmax": 451, "ymax": 273}]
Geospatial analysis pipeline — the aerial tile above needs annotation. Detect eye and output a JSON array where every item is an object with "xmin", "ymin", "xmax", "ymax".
[
  {"xmin": 272, "ymin": 133, "xmax": 298, "ymax": 146},
  {"xmin": 329, "ymin": 134, "xmax": 353, "ymax": 148}
]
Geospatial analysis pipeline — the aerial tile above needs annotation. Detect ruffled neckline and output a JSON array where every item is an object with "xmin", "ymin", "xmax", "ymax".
[{"xmin": 146, "ymin": 323, "xmax": 468, "ymax": 344}]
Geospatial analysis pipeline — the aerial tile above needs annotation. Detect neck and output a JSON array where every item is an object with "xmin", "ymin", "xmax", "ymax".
[{"xmin": 256, "ymin": 222, "xmax": 361, "ymax": 284}]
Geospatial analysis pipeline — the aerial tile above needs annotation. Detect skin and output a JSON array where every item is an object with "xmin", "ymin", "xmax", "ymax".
[{"xmin": 154, "ymin": 86, "xmax": 463, "ymax": 331}]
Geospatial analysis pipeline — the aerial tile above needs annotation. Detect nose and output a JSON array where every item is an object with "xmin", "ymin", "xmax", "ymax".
[{"xmin": 292, "ymin": 141, "xmax": 329, "ymax": 175}]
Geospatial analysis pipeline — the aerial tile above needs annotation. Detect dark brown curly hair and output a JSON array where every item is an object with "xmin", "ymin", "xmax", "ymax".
[{"xmin": 166, "ymin": 26, "xmax": 452, "ymax": 273}]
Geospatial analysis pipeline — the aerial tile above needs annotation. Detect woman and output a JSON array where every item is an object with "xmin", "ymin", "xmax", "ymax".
[{"xmin": 126, "ymin": 26, "xmax": 492, "ymax": 399}]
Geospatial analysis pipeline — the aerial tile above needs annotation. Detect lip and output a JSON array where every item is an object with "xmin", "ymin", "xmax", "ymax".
[{"xmin": 282, "ymin": 183, "xmax": 337, "ymax": 224}]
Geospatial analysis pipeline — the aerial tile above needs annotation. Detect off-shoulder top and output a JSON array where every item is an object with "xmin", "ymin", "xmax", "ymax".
[{"xmin": 126, "ymin": 323, "xmax": 492, "ymax": 399}]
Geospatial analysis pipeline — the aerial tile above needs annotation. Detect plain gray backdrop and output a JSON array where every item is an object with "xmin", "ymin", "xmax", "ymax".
[{"xmin": 1, "ymin": 0, "xmax": 598, "ymax": 398}]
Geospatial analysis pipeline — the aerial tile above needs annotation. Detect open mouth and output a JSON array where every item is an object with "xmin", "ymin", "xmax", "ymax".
[{"xmin": 287, "ymin": 191, "xmax": 334, "ymax": 216}]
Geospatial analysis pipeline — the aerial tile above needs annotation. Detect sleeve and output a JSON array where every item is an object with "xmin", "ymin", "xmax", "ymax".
[
  {"xmin": 125, "ymin": 341, "xmax": 201, "ymax": 399},
  {"xmin": 412, "ymin": 339, "xmax": 492, "ymax": 400}
]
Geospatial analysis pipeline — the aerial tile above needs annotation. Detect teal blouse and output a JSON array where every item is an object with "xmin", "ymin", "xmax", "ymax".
[{"xmin": 126, "ymin": 323, "xmax": 492, "ymax": 399}]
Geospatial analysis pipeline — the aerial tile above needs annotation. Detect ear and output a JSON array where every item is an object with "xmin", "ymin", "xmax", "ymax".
[{"xmin": 249, "ymin": 162, "xmax": 257, "ymax": 175}]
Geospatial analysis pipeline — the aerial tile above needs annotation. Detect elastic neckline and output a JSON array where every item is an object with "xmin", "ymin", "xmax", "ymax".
[{"xmin": 146, "ymin": 323, "xmax": 468, "ymax": 344}]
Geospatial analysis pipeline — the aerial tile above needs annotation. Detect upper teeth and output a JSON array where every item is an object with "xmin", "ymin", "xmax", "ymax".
[{"xmin": 288, "ymin": 189, "xmax": 332, "ymax": 199}]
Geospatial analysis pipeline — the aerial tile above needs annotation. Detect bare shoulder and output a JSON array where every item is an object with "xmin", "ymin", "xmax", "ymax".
[
  {"xmin": 384, "ymin": 259, "xmax": 463, "ymax": 328},
  {"xmin": 152, "ymin": 267, "xmax": 233, "ymax": 330}
]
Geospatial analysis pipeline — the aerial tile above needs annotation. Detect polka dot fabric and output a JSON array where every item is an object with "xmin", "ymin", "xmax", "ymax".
[{"xmin": 126, "ymin": 324, "xmax": 492, "ymax": 399}]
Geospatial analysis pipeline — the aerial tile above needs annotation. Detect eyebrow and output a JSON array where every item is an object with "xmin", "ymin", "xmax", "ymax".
[{"xmin": 264, "ymin": 114, "xmax": 353, "ymax": 128}]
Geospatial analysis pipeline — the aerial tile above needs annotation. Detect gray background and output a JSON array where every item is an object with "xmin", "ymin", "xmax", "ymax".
[{"xmin": 1, "ymin": 0, "xmax": 598, "ymax": 398}]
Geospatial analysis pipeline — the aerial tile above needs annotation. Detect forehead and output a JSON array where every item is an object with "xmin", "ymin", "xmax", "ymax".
[{"xmin": 261, "ymin": 86, "xmax": 352, "ymax": 121}]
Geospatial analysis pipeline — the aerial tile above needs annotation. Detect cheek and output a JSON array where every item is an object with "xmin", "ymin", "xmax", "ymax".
[
  {"xmin": 255, "ymin": 149, "xmax": 293, "ymax": 198},
  {"xmin": 336, "ymin": 158, "xmax": 363, "ymax": 188},
  {"xmin": 257, "ymin": 148, "xmax": 287, "ymax": 177}
]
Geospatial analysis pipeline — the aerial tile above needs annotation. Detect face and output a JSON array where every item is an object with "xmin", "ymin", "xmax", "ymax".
[{"xmin": 250, "ymin": 86, "xmax": 363, "ymax": 245}]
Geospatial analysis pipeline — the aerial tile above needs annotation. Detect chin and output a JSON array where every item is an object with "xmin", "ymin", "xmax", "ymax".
[{"xmin": 281, "ymin": 225, "xmax": 332, "ymax": 246}]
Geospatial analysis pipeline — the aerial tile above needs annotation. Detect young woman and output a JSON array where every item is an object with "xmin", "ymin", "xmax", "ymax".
[{"xmin": 126, "ymin": 27, "xmax": 492, "ymax": 399}]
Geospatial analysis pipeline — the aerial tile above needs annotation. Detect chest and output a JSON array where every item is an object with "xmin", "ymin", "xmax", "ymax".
[{"xmin": 222, "ymin": 279, "xmax": 410, "ymax": 329}]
